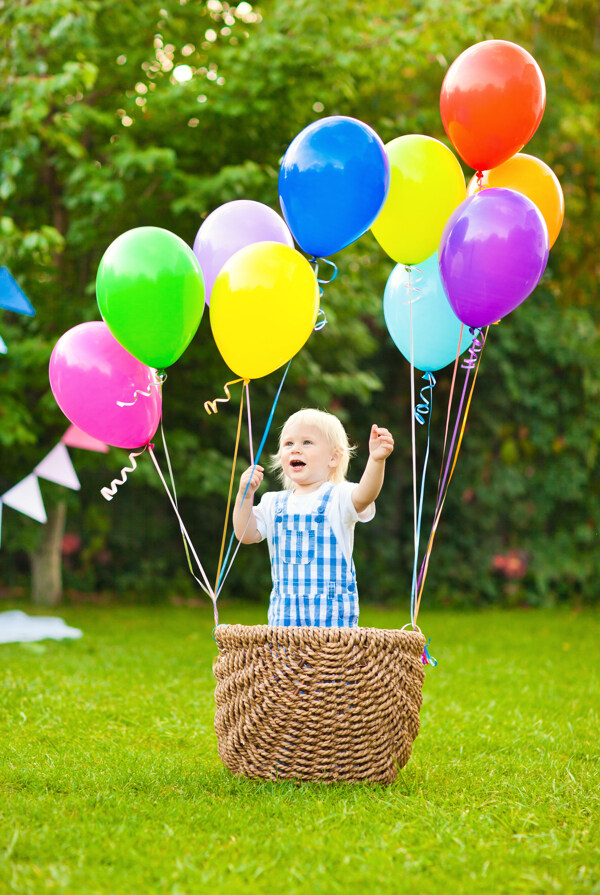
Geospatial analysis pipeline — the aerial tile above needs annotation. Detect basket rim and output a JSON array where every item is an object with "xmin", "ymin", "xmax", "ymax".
[{"xmin": 213, "ymin": 623, "xmax": 426, "ymax": 654}]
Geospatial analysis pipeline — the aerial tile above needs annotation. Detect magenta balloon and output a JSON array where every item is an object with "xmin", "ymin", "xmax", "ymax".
[
  {"xmin": 193, "ymin": 200, "xmax": 294, "ymax": 305},
  {"xmin": 49, "ymin": 322, "xmax": 162, "ymax": 449},
  {"xmin": 439, "ymin": 188, "xmax": 549, "ymax": 329}
]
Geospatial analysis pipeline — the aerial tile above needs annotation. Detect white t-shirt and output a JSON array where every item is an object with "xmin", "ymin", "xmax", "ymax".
[{"xmin": 253, "ymin": 481, "xmax": 375, "ymax": 566}]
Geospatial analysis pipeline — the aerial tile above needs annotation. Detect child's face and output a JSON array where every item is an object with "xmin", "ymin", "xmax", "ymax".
[{"xmin": 280, "ymin": 423, "xmax": 340, "ymax": 489}]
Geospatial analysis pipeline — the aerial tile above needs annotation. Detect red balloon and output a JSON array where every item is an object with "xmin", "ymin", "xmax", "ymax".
[{"xmin": 440, "ymin": 40, "xmax": 546, "ymax": 172}]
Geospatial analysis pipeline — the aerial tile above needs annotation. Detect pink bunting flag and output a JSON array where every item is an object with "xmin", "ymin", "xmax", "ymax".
[
  {"xmin": 34, "ymin": 443, "xmax": 80, "ymax": 491},
  {"xmin": 61, "ymin": 424, "xmax": 109, "ymax": 453},
  {"xmin": 1, "ymin": 474, "xmax": 47, "ymax": 524}
]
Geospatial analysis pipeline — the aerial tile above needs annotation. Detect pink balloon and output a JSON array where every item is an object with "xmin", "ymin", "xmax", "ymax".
[
  {"xmin": 193, "ymin": 200, "xmax": 294, "ymax": 305},
  {"xmin": 49, "ymin": 322, "xmax": 162, "ymax": 449}
]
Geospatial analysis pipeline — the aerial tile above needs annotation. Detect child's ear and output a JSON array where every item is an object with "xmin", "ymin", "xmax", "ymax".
[{"xmin": 329, "ymin": 447, "xmax": 342, "ymax": 468}]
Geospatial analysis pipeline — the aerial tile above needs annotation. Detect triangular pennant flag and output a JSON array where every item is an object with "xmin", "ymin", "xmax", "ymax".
[
  {"xmin": 1, "ymin": 474, "xmax": 47, "ymax": 523},
  {"xmin": 0, "ymin": 333, "xmax": 7, "ymax": 354},
  {"xmin": 34, "ymin": 443, "xmax": 80, "ymax": 491},
  {"xmin": 0, "ymin": 267, "xmax": 36, "ymax": 316},
  {"xmin": 62, "ymin": 424, "xmax": 109, "ymax": 453}
]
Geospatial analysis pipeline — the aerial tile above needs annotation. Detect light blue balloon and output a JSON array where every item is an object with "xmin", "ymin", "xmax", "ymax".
[{"xmin": 383, "ymin": 252, "xmax": 473, "ymax": 372}]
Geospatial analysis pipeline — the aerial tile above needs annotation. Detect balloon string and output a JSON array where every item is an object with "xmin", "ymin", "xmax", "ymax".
[
  {"xmin": 436, "ymin": 328, "xmax": 485, "ymax": 502},
  {"xmin": 410, "ymin": 372, "xmax": 435, "ymax": 629},
  {"xmin": 158, "ymin": 417, "xmax": 199, "ymax": 588},
  {"xmin": 147, "ymin": 446, "xmax": 218, "ymax": 623},
  {"xmin": 100, "ymin": 445, "xmax": 149, "ymax": 500},
  {"xmin": 423, "ymin": 330, "xmax": 486, "ymax": 566},
  {"xmin": 216, "ymin": 361, "xmax": 291, "ymax": 596},
  {"xmin": 413, "ymin": 328, "xmax": 488, "ymax": 625},
  {"xmin": 204, "ymin": 377, "xmax": 247, "ymax": 415},
  {"xmin": 246, "ymin": 382, "xmax": 254, "ymax": 467},
  {"xmin": 407, "ymin": 265, "xmax": 419, "ymax": 627},
  {"xmin": 214, "ymin": 384, "xmax": 246, "ymax": 596},
  {"xmin": 433, "ymin": 329, "xmax": 462, "ymax": 512}
]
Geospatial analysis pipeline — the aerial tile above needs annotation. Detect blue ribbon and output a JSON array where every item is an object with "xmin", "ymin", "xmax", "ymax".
[
  {"xmin": 422, "ymin": 638, "xmax": 437, "ymax": 666},
  {"xmin": 313, "ymin": 307, "xmax": 328, "ymax": 331},
  {"xmin": 216, "ymin": 361, "xmax": 292, "ymax": 592},
  {"xmin": 308, "ymin": 256, "xmax": 338, "ymax": 286}
]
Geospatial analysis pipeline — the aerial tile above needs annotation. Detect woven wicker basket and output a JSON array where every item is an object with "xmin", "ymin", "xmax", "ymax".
[{"xmin": 213, "ymin": 624, "xmax": 426, "ymax": 784}]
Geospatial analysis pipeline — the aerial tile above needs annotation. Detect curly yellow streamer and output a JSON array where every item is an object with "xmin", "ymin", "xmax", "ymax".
[{"xmin": 204, "ymin": 378, "xmax": 248, "ymax": 415}]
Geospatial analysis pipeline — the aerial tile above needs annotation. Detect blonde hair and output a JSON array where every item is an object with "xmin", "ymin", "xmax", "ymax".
[{"xmin": 270, "ymin": 408, "xmax": 357, "ymax": 490}]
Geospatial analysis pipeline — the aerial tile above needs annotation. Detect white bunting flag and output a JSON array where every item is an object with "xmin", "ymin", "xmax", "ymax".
[
  {"xmin": 34, "ymin": 443, "xmax": 80, "ymax": 491},
  {"xmin": 1, "ymin": 474, "xmax": 47, "ymax": 524}
]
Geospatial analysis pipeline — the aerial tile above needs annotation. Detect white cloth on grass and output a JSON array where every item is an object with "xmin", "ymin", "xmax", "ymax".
[{"xmin": 0, "ymin": 610, "xmax": 82, "ymax": 644}]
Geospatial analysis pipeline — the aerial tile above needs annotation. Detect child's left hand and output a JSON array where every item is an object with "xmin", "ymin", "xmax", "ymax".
[{"xmin": 369, "ymin": 425, "xmax": 394, "ymax": 461}]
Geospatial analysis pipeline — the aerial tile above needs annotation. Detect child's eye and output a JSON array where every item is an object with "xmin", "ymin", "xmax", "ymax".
[{"xmin": 303, "ymin": 440, "xmax": 312, "ymax": 445}]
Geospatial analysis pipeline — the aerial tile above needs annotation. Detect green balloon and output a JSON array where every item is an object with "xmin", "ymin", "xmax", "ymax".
[{"xmin": 96, "ymin": 227, "xmax": 205, "ymax": 369}]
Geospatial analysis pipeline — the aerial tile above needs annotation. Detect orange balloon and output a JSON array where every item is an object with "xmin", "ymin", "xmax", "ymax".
[
  {"xmin": 467, "ymin": 153, "xmax": 565, "ymax": 248},
  {"xmin": 441, "ymin": 40, "xmax": 546, "ymax": 172}
]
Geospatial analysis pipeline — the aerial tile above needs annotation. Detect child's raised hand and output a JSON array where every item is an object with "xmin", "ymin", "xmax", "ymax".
[
  {"xmin": 239, "ymin": 465, "xmax": 264, "ymax": 496},
  {"xmin": 369, "ymin": 425, "xmax": 394, "ymax": 461}
]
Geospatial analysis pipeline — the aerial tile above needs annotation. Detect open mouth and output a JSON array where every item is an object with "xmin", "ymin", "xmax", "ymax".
[{"xmin": 290, "ymin": 460, "xmax": 306, "ymax": 470}]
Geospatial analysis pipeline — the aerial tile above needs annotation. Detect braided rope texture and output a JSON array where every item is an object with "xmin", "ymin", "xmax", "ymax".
[{"xmin": 213, "ymin": 624, "xmax": 426, "ymax": 784}]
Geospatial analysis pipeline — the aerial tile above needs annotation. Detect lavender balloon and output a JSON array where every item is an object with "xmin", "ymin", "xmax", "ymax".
[
  {"xmin": 439, "ymin": 188, "xmax": 549, "ymax": 329},
  {"xmin": 193, "ymin": 200, "xmax": 294, "ymax": 305}
]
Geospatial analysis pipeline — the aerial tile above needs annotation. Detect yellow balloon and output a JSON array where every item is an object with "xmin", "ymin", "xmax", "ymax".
[
  {"xmin": 210, "ymin": 242, "xmax": 320, "ymax": 380},
  {"xmin": 467, "ymin": 153, "xmax": 565, "ymax": 248},
  {"xmin": 371, "ymin": 135, "xmax": 466, "ymax": 266}
]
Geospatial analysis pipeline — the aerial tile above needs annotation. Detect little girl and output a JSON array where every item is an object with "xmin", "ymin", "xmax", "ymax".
[{"xmin": 232, "ymin": 409, "xmax": 394, "ymax": 627}]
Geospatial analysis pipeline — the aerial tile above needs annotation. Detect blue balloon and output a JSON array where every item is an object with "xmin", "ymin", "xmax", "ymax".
[
  {"xmin": 278, "ymin": 116, "xmax": 390, "ymax": 258},
  {"xmin": 383, "ymin": 253, "xmax": 474, "ymax": 372}
]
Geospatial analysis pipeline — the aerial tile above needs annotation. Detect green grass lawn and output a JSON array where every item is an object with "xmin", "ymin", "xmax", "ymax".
[{"xmin": 1, "ymin": 601, "xmax": 598, "ymax": 895}]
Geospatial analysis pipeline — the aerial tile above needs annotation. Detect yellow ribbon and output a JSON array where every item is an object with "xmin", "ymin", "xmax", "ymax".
[
  {"xmin": 204, "ymin": 378, "xmax": 247, "ymax": 415},
  {"xmin": 214, "ymin": 383, "xmax": 247, "ymax": 596}
]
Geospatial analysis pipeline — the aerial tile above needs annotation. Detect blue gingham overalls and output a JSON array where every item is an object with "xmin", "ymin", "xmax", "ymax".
[{"xmin": 267, "ymin": 484, "xmax": 359, "ymax": 627}]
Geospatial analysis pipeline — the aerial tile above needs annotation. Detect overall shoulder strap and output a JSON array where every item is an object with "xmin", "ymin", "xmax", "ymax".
[{"xmin": 316, "ymin": 483, "xmax": 335, "ymax": 514}]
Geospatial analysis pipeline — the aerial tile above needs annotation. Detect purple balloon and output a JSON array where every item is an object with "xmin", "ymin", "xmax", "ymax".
[
  {"xmin": 439, "ymin": 188, "xmax": 549, "ymax": 329},
  {"xmin": 193, "ymin": 200, "xmax": 294, "ymax": 305}
]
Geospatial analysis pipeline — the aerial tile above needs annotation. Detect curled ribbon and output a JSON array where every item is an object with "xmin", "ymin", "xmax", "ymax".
[
  {"xmin": 204, "ymin": 377, "xmax": 248, "ymax": 416},
  {"xmin": 308, "ymin": 256, "xmax": 338, "ymax": 286},
  {"xmin": 422, "ymin": 639, "xmax": 437, "ymax": 666},
  {"xmin": 100, "ymin": 445, "xmax": 150, "ymax": 501},
  {"xmin": 402, "ymin": 264, "xmax": 423, "ymax": 304},
  {"xmin": 116, "ymin": 370, "xmax": 167, "ymax": 407},
  {"xmin": 117, "ymin": 386, "xmax": 153, "ymax": 408},
  {"xmin": 313, "ymin": 307, "xmax": 328, "ymax": 332},
  {"xmin": 461, "ymin": 328, "xmax": 485, "ymax": 371},
  {"xmin": 414, "ymin": 372, "xmax": 436, "ymax": 425}
]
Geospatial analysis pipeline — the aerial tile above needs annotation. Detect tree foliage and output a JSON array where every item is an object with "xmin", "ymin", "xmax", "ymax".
[{"xmin": 1, "ymin": 0, "xmax": 598, "ymax": 608}]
